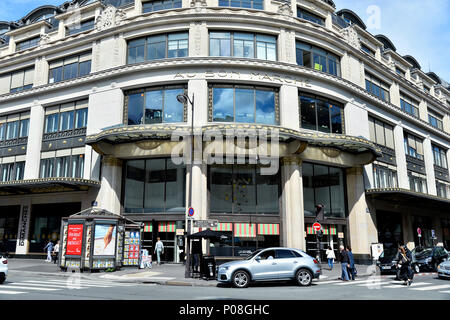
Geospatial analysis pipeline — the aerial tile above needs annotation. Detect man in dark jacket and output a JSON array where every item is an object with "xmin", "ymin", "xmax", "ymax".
[
  {"xmin": 346, "ymin": 246, "xmax": 356, "ymax": 280},
  {"xmin": 339, "ymin": 245, "xmax": 350, "ymax": 281}
]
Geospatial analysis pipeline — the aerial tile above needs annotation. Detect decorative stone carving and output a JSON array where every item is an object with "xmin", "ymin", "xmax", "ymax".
[
  {"xmin": 135, "ymin": 141, "xmax": 164, "ymax": 151},
  {"xmin": 321, "ymin": 147, "xmax": 341, "ymax": 158},
  {"xmin": 339, "ymin": 26, "xmax": 361, "ymax": 50},
  {"xmin": 40, "ymin": 33, "xmax": 51, "ymax": 46},
  {"xmin": 277, "ymin": 2, "xmax": 293, "ymax": 16},
  {"xmin": 96, "ymin": 5, "xmax": 127, "ymax": 32},
  {"xmin": 190, "ymin": 0, "xmax": 207, "ymax": 12}
]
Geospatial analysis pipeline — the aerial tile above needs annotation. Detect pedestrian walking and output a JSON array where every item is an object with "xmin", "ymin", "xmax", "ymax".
[
  {"xmin": 339, "ymin": 245, "xmax": 350, "ymax": 281},
  {"xmin": 346, "ymin": 246, "xmax": 356, "ymax": 280},
  {"xmin": 397, "ymin": 246, "xmax": 413, "ymax": 286},
  {"xmin": 44, "ymin": 240, "xmax": 54, "ymax": 262},
  {"xmin": 154, "ymin": 237, "xmax": 164, "ymax": 265},
  {"xmin": 52, "ymin": 240, "xmax": 60, "ymax": 264},
  {"xmin": 325, "ymin": 246, "xmax": 335, "ymax": 270}
]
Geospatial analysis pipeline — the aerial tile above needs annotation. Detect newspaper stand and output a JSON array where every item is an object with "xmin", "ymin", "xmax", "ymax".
[{"xmin": 59, "ymin": 207, "xmax": 142, "ymax": 272}]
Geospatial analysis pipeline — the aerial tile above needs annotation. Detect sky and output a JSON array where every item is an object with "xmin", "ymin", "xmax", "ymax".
[{"xmin": 1, "ymin": 0, "xmax": 449, "ymax": 82}]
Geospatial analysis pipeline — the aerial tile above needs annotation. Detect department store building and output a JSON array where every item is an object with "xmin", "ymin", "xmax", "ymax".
[{"xmin": 0, "ymin": 0, "xmax": 449, "ymax": 263}]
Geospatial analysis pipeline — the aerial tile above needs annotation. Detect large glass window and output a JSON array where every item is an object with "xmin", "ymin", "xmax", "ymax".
[
  {"xmin": 302, "ymin": 163, "xmax": 346, "ymax": 218},
  {"xmin": 16, "ymin": 36, "xmax": 40, "ymax": 51},
  {"xmin": 403, "ymin": 132, "xmax": 424, "ymax": 161},
  {"xmin": 209, "ymin": 32, "xmax": 277, "ymax": 61},
  {"xmin": 218, "ymin": 0, "xmax": 263, "ymax": 9},
  {"xmin": 44, "ymin": 100, "xmax": 88, "ymax": 134},
  {"xmin": 49, "ymin": 52, "xmax": 91, "ymax": 83},
  {"xmin": 408, "ymin": 172, "xmax": 427, "ymax": 194},
  {"xmin": 299, "ymin": 94, "xmax": 343, "ymax": 134},
  {"xmin": 0, "ymin": 113, "xmax": 30, "ymax": 143},
  {"xmin": 368, "ymin": 116, "xmax": 395, "ymax": 149},
  {"xmin": 66, "ymin": 18, "xmax": 95, "ymax": 36},
  {"xmin": 365, "ymin": 73, "xmax": 390, "ymax": 103},
  {"xmin": 209, "ymin": 164, "xmax": 280, "ymax": 215},
  {"xmin": 0, "ymin": 162, "xmax": 25, "ymax": 182},
  {"xmin": 127, "ymin": 32, "xmax": 188, "ymax": 64},
  {"xmin": 7, "ymin": 68, "xmax": 34, "ymax": 93},
  {"xmin": 142, "ymin": 0, "xmax": 182, "ymax": 13},
  {"xmin": 428, "ymin": 110, "xmax": 444, "ymax": 130},
  {"xmin": 433, "ymin": 145, "xmax": 448, "ymax": 169},
  {"xmin": 211, "ymin": 85, "xmax": 278, "ymax": 124},
  {"xmin": 123, "ymin": 158, "xmax": 185, "ymax": 213},
  {"xmin": 296, "ymin": 42, "xmax": 341, "ymax": 77},
  {"xmin": 400, "ymin": 94, "xmax": 419, "ymax": 118},
  {"xmin": 436, "ymin": 181, "xmax": 450, "ymax": 199},
  {"xmin": 373, "ymin": 164, "xmax": 398, "ymax": 189},
  {"xmin": 39, "ymin": 154, "xmax": 84, "ymax": 179},
  {"xmin": 126, "ymin": 86, "xmax": 185, "ymax": 125},
  {"xmin": 297, "ymin": 7, "xmax": 325, "ymax": 25}
]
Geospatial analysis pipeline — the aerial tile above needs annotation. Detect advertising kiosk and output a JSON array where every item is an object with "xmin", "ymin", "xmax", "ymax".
[{"xmin": 59, "ymin": 207, "xmax": 142, "ymax": 272}]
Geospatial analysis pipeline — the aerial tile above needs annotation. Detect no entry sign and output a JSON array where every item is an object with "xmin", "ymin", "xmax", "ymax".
[
  {"xmin": 312, "ymin": 222, "xmax": 322, "ymax": 232},
  {"xmin": 417, "ymin": 228, "xmax": 422, "ymax": 236}
]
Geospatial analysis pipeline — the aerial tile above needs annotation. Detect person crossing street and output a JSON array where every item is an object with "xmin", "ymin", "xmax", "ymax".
[
  {"xmin": 339, "ymin": 245, "xmax": 350, "ymax": 281},
  {"xmin": 154, "ymin": 237, "xmax": 164, "ymax": 265}
]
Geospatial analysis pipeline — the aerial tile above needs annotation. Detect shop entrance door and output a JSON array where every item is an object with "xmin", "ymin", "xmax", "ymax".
[
  {"xmin": 413, "ymin": 216, "xmax": 433, "ymax": 247},
  {"xmin": 0, "ymin": 206, "xmax": 20, "ymax": 253},
  {"xmin": 156, "ymin": 222, "xmax": 176, "ymax": 263},
  {"xmin": 142, "ymin": 223, "xmax": 154, "ymax": 256}
]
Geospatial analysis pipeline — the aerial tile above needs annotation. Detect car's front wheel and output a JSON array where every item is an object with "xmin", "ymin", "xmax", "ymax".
[
  {"xmin": 295, "ymin": 269, "xmax": 313, "ymax": 286},
  {"xmin": 232, "ymin": 270, "xmax": 250, "ymax": 288},
  {"xmin": 0, "ymin": 277, "xmax": 5, "ymax": 284}
]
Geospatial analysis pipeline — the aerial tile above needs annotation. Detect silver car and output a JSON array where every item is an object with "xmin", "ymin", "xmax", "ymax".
[
  {"xmin": 437, "ymin": 256, "xmax": 450, "ymax": 279},
  {"xmin": 217, "ymin": 247, "xmax": 321, "ymax": 288}
]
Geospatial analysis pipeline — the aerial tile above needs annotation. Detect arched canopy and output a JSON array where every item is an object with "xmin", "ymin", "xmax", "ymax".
[
  {"xmin": 336, "ymin": 9, "xmax": 366, "ymax": 30},
  {"xmin": 426, "ymin": 72, "xmax": 441, "ymax": 84},
  {"xmin": 0, "ymin": 22, "xmax": 11, "ymax": 34},
  {"xmin": 20, "ymin": 5, "xmax": 62, "ymax": 24},
  {"xmin": 321, "ymin": 0, "xmax": 336, "ymax": 8},
  {"xmin": 403, "ymin": 55, "xmax": 421, "ymax": 70},
  {"xmin": 375, "ymin": 34, "xmax": 396, "ymax": 52}
]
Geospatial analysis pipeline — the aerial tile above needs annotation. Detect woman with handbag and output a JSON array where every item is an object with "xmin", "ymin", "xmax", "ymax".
[{"xmin": 397, "ymin": 246, "xmax": 413, "ymax": 286}]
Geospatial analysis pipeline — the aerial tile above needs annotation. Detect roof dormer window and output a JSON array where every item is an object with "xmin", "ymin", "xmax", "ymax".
[
  {"xmin": 297, "ymin": 7, "xmax": 325, "ymax": 26},
  {"xmin": 16, "ymin": 36, "xmax": 40, "ymax": 52},
  {"xmin": 395, "ymin": 67, "xmax": 405, "ymax": 77},
  {"xmin": 361, "ymin": 44, "xmax": 375, "ymax": 57}
]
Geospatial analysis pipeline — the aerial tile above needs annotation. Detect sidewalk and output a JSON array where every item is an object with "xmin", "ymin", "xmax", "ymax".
[{"xmin": 7, "ymin": 258, "xmax": 376, "ymax": 287}]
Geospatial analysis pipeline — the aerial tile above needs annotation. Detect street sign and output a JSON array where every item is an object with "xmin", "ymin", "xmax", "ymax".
[
  {"xmin": 312, "ymin": 222, "xmax": 322, "ymax": 232},
  {"xmin": 431, "ymin": 229, "xmax": 435, "ymax": 239},
  {"xmin": 188, "ymin": 207, "xmax": 194, "ymax": 217},
  {"xmin": 193, "ymin": 220, "xmax": 219, "ymax": 228},
  {"xmin": 417, "ymin": 228, "xmax": 422, "ymax": 237}
]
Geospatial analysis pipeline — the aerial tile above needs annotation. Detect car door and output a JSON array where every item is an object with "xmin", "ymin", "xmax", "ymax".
[
  {"xmin": 250, "ymin": 249, "xmax": 278, "ymax": 280},
  {"xmin": 275, "ymin": 249, "xmax": 299, "ymax": 279}
]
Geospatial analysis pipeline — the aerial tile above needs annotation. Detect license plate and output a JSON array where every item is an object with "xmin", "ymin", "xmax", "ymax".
[{"xmin": 381, "ymin": 266, "xmax": 391, "ymax": 270}]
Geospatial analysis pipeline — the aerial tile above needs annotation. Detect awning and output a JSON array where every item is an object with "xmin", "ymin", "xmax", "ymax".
[
  {"xmin": 212, "ymin": 223, "xmax": 233, "ymax": 232},
  {"xmin": 306, "ymin": 224, "xmax": 337, "ymax": 235},
  {"xmin": 234, "ymin": 223, "xmax": 256, "ymax": 237},
  {"xmin": 0, "ymin": 178, "xmax": 100, "ymax": 195},
  {"xmin": 159, "ymin": 221, "xmax": 176, "ymax": 232},
  {"xmin": 144, "ymin": 223, "xmax": 153, "ymax": 232},
  {"xmin": 257, "ymin": 223, "xmax": 279, "ymax": 235}
]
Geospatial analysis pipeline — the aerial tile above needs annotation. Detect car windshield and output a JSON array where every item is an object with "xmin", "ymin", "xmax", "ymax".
[
  {"xmin": 380, "ymin": 248, "xmax": 398, "ymax": 259},
  {"xmin": 245, "ymin": 249, "xmax": 262, "ymax": 260},
  {"xmin": 415, "ymin": 248, "xmax": 433, "ymax": 258}
]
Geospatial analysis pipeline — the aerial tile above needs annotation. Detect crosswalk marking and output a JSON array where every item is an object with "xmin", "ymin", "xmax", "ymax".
[
  {"xmin": 0, "ymin": 290, "xmax": 26, "ymax": 295},
  {"xmin": 0, "ymin": 285, "xmax": 59, "ymax": 291},
  {"xmin": 335, "ymin": 278, "xmax": 384, "ymax": 286},
  {"xmin": 316, "ymin": 280, "xmax": 342, "ymax": 285},
  {"xmin": 411, "ymin": 284, "xmax": 450, "ymax": 291},
  {"xmin": 439, "ymin": 290, "xmax": 450, "ymax": 293},
  {"xmin": 44, "ymin": 280, "xmax": 112, "ymax": 288},
  {"xmin": 12, "ymin": 282, "xmax": 69, "ymax": 289},
  {"xmin": 382, "ymin": 282, "xmax": 431, "ymax": 288},
  {"xmin": 43, "ymin": 279, "xmax": 134, "ymax": 286}
]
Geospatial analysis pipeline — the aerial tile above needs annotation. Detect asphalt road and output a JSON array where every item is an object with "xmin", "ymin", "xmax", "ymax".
[{"xmin": 0, "ymin": 273, "xmax": 449, "ymax": 300}]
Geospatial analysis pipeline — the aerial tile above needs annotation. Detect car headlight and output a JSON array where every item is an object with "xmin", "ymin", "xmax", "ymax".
[
  {"xmin": 219, "ymin": 266, "xmax": 229, "ymax": 271},
  {"xmin": 437, "ymin": 265, "xmax": 441, "ymax": 269}
]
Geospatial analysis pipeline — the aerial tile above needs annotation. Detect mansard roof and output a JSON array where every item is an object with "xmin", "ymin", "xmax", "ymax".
[
  {"xmin": 403, "ymin": 55, "xmax": 422, "ymax": 70},
  {"xmin": 375, "ymin": 34, "xmax": 397, "ymax": 52},
  {"xmin": 336, "ymin": 9, "xmax": 366, "ymax": 30}
]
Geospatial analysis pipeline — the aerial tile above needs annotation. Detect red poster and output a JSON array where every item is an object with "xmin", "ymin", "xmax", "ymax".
[{"xmin": 67, "ymin": 224, "xmax": 84, "ymax": 255}]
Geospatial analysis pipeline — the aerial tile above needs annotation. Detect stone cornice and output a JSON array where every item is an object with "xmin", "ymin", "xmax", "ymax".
[
  {"xmin": 366, "ymin": 187, "xmax": 450, "ymax": 204},
  {"xmin": 6, "ymin": 21, "xmax": 51, "ymax": 37},
  {"xmin": 1, "ymin": 56, "xmax": 448, "ymax": 142}
]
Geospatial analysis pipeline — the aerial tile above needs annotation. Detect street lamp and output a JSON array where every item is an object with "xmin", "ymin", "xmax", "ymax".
[{"xmin": 177, "ymin": 93, "xmax": 194, "ymax": 278}]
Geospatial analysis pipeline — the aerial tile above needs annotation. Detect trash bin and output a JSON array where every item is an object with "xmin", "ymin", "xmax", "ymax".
[{"xmin": 201, "ymin": 255, "xmax": 216, "ymax": 280}]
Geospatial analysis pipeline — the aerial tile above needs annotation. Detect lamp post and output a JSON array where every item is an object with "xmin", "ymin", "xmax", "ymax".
[{"xmin": 177, "ymin": 93, "xmax": 194, "ymax": 278}]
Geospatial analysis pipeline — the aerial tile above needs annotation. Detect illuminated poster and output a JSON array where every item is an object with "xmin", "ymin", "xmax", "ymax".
[
  {"xmin": 93, "ymin": 224, "xmax": 116, "ymax": 256},
  {"xmin": 66, "ymin": 224, "xmax": 84, "ymax": 256}
]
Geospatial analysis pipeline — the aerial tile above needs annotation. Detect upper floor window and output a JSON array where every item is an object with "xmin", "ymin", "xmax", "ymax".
[
  {"xmin": 44, "ymin": 100, "xmax": 88, "ymax": 134},
  {"xmin": 126, "ymin": 86, "xmax": 186, "ymax": 125},
  {"xmin": 423, "ymin": 85, "xmax": 430, "ymax": 94},
  {"xmin": 408, "ymin": 171, "xmax": 427, "ymax": 194},
  {"xmin": 436, "ymin": 181, "xmax": 450, "ymax": 199},
  {"xmin": 395, "ymin": 67, "xmax": 405, "ymax": 77},
  {"xmin": 365, "ymin": 73, "xmax": 390, "ymax": 102},
  {"xmin": 368, "ymin": 116, "xmax": 395, "ymax": 149},
  {"xmin": 361, "ymin": 44, "xmax": 375, "ymax": 56},
  {"xmin": 49, "ymin": 52, "xmax": 92, "ymax": 84},
  {"xmin": 400, "ymin": 94, "xmax": 419, "ymax": 118},
  {"xmin": 16, "ymin": 36, "xmax": 40, "ymax": 51},
  {"xmin": 428, "ymin": 110, "xmax": 443, "ymax": 130},
  {"xmin": 209, "ymin": 32, "xmax": 277, "ymax": 61},
  {"xmin": 218, "ymin": 0, "xmax": 263, "ymax": 9},
  {"xmin": 299, "ymin": 94, "xmax": 343, "ymax": 134},
  {"xmin": 0, "ymin": 161, "xmax": 25, "ymax": 182},
  {"xmin": 142, "ymin": 0, "xmax": 182, "ymax": 13},
  {"xmin": 210, "ymin": 85, "xmax": 278, "ymax": 125},
  {"xmin": 432, "ymin": 145, "xmax": 448, "ymax": 169},
  {"xmin": 40, "ymin": 152, "xmax": 85, "ymax": 179},
  {"xmin": 0, "ymin": 112, "xmax": 30, "ymax": 142},
  {"xmin": 127, "ymin": 32, "xmax": 188, "ymax": 64},
  {"xmin": 296, "ymin": 42, "xmax": 340, "ymax": 76},
  {"xmin": 373, "ymin": 164, "xmax": 398, "ymax": 189},
  {"xmin": 297, "ymin": 7, "xmax": 325, "ymax": 26},
  {"xmin": 404, "ymin": 132, "xmax": 424, "ymax": 161},
  {"xmin": 0, "ymin": 68, "xmax": 34, "ymax": 94},
  {"xmin": 66, "ymin": 18, "xmax": 95, "ymax": 36}
]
